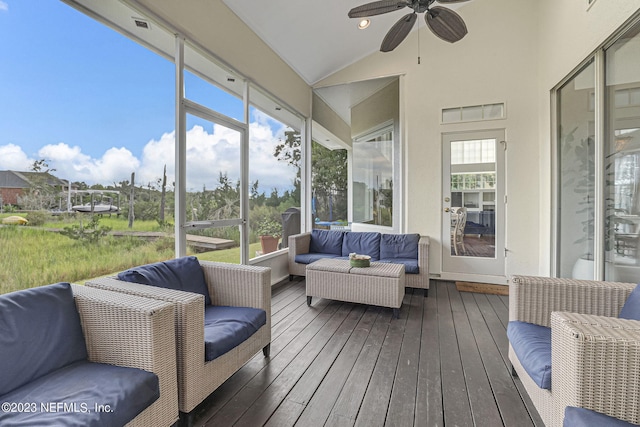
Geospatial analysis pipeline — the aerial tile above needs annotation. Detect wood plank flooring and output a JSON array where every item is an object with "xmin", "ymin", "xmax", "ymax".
[{"xmin": 192, "ymin": 279, "xmax": 543, "ymax": 427}]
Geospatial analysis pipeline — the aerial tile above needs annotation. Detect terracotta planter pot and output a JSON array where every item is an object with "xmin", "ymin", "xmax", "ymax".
[{"xmin": 260, "ymin": 235, "xmax": 279, "ymax": 254}]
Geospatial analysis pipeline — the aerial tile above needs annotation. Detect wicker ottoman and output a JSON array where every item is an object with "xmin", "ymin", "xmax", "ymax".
[{"xmin": 305, "ymin": 259, "xmax": 405, "ymax": 318}]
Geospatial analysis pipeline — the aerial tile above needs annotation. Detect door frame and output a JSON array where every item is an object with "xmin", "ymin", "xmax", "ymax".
[{"xmin": 440, "ymin": 129, "xmax": 507, "ymax": 285}]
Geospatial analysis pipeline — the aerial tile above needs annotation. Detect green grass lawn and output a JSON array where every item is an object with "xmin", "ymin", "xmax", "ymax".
[{"xmin": 0, "ymin": 221, "xmax": 262, "ymax": 295}]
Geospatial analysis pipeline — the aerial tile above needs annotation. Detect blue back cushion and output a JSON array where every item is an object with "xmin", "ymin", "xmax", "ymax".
[
  {"xmin": 342, "ymin": 232, "xmax": 381, "ymax": 261},
  {"xmin": 0, "ymin": 283, "xmax": 88, "ymax": 396},
  {"xmin": 380, "ymin": 233, "xmax": 420, "ymax": 260},
  {"xmin": 619, "ymin": 284, "xmax": 640, "ymax": 320},
  {"xmin": 507, "ymin": 321, "xmax": 552, "ymax": 390},
  {"xmin": 118, "ymin": 256, "xmax": 211, "ymax": 305},
  {"xmin": 309, "ymin": 229, "xmax": 344, "ymax": 255},
  {"xmin": 204, "ymin": 306, "xmax": 267, "ymax": 361}
]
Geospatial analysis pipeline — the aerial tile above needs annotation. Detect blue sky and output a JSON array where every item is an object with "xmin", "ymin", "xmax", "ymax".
[{"xmin": 0, "ymin": 0, "xmax": 296, "ymax": 192}]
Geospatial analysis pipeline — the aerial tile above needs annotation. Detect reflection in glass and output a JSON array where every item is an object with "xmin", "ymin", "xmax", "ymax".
[
  {"xmin": 311, "ymin": 142, "xmax": 348, "ymax": 230},
  {"xmin": 557, "ymin": 60, "xmax": 595, "ymax": 279},
  {"xmin": 450, "ymin": 139, "xmax": 496, "ymax": 258},
  {"xmin": 605, "ymin": 22, "xmax": 640, "ymax": 280},
  {"xmin": 352, "ymin": 129, "xmax": 393, "ymax": 226}
]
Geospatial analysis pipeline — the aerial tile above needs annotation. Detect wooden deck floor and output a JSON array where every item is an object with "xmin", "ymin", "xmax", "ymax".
[{"xmin": 192, "ymin": 279, "xmax": 543, "ymax": 427}]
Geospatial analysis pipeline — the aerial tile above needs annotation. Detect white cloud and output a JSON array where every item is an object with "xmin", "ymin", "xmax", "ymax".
[
  {"xmin": 0, "ymin": 144, "xmax": 33, "ymax": 170},
  {"xmin": 0, "ymin": 1, "xmax": 8, "ymax": 12},
  {"xmin": 0, "ymin": 122, "xmax": 298, "ymax": 195},
  {"xmin": 37, "ymin": 142, "xmax": 139, "ymax": 185},
  {"xmin": 139, "ymin": 123, "xmax": 296, "ymax": 194}
]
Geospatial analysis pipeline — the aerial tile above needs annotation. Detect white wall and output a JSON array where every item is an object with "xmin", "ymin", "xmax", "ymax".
[
  {"xmin": 315, "ymin": 0, "xmax": 640, "ymax": 280},
  {"xmin": 317, "ymin": 0, "xmax": 540, "ymax": 280}
]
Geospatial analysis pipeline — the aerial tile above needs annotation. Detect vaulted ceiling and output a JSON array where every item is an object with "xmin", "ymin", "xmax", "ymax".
[{"xmin": 223, "ymin": 0, "xmax": 469, "ymax": 85}]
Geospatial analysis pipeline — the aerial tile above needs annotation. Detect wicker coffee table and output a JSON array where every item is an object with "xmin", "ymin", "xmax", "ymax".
[{"xmin": 305, "ymin": 258, "xmax": 405, "ymax": 318}]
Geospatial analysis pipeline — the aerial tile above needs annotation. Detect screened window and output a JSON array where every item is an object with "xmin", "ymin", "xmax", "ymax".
[{"xmin": 352, "ymin": 127, "xmax": 393, "ymax": 227}]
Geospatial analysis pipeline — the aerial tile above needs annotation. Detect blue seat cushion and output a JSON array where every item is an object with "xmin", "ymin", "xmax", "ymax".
[
  {"xmin": 118, "ymin": 256, "xmax": 211, "ymax": 305},
  {"xmin": 0, "ymin": 283, "xmax": 88, "ymax": 397},
  {"xmin": 507, "ymin": 321, "xmax": 552, "ymax": 390},
  {"xmin": 619, "ymin": 284, "xmax": 640, "ymax": 320},
  {"xmin": 380, "ymin": 233, "xmax": 420, "ymax": 260},
  {"xmin": 204, "ymin": 306, "xmax": 267, "ymax": 361},
  {"xmin": 342, "ymin": 232, "xmax": 381, "ymax": 261},
  {"xmin": 295, "ymin": 253, "xmax": 339, "ymax": 264},
  {"xmin": 564, "ymin": 406, "xmax": 640, "ymax": 427},
  {"xmin": 0, "ymin": 360, "xmax": 159, "ymax": 427},
  {"xmin": 378, "ymin": 258, "xmax": 419, "ymax": 274},
  {"xmin": 309, "ymin": 229, "xmax": 344, "ymax": 255}
]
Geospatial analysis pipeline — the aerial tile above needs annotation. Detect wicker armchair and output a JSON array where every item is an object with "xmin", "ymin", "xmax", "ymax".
[
  {"xmin": 86, "ymin": 261, "xmax": 271, "ymax": 419},
  {"xmin": 73, "ymin": 284, "xmax": 179, "ymax": 427},
  {"xmin": 509, "ymin": 275, "xmax": 640, "ymax": 427}
]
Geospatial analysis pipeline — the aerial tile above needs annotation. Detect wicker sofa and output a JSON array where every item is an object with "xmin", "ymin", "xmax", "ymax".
[
  {"xmin": 288, "ymin": 229, "xmax": 430, "ymax": 294},
  {"xmin": 508, "ymin": 275, "xmax": 640, "ymax": 427},
  {"xmin": 0, "ymin": 282, "xmax": 178, "ymax": 426},
  {"xmin": 86, "ymin": 257, "xmax": 271, "ymax": 422}
]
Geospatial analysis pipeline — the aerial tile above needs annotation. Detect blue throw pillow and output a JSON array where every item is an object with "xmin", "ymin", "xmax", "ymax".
[
  {"xmin": 118, "ymin": 256, "xmax": 211, "ymax": 305},
  {"xmin": 619, "ymin": 284, "xmax": 640, "ymax": 320},
  {"xmin": 0, "ymin": 283, "xmax": 88, "ymax": 396},
  {"xmin": 380, "ymin": 233, "xmax": 420, "ymax": 260},
  {"xmin": 309, "ymin": 229, "xmax": 344, "ymax": 255}
]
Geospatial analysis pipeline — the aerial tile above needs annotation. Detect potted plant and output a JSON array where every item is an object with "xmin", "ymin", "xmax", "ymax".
[{"xmin": 257, "ymin": 218, "xmax": 281, "ymax": 254}]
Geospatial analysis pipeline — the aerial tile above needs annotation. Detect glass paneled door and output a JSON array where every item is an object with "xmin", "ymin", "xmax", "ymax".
[
  {"xmin": 604, "ymin": 22, "xmax": 640, "ymax": 282},
  {"xmin": 442, "ymin": 129, "xmax": 506, "ymax": 281}
]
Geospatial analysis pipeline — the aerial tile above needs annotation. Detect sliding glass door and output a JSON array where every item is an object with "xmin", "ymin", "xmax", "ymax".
[
  {"xmin": 556, "ymin": 19, "xmax": 640, "ymax": 282},
  {"xmin": 604, "ymin": 23, "xmax": 640, "ymax": 281},
  {"xmin": 556, "ymin": 61, "xmax": 595, "ymax": 279}
]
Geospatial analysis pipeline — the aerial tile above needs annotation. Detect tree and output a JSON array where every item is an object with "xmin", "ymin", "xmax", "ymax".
[
  {"xmin": 273, "ymin": 131, "xmax": 348, "ymax": 219},
  {"xmin": 159, "ymin": 165, "xmax": 167, "ymax": 222},
  {"xmin": 274, "ymin": 130, "xmax": 302, "ymax": 203},
  {"xmin": 18, "ymin": 159, "xmax": 58, "ymax": 210}
]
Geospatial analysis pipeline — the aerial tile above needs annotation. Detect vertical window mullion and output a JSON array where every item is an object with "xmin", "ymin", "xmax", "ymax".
[
  {"xmin": 175, "ymin": 35, "xmax": 187, "ymax": 257},
  {"xmin": 594, "ymin": 49, "xmax": 606, "ymax": 280}
]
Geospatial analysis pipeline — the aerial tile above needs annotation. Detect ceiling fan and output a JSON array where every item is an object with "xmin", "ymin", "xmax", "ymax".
[{"xmin": 348, "ymin": 0, "xmax": 470, "ymax": 52}]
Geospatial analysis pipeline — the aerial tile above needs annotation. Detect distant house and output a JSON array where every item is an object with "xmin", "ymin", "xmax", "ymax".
[{"xmin": 0, "ymin": 170, "xmax": 75, "ymax": 207}]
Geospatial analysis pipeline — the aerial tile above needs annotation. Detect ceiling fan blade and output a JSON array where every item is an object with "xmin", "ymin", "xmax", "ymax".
[
  {"xmin": 380, "ymin": 13, "xmax": 417, "ymax": 52},
  {"xmin": 348, "ymin": 0, "xmax": 409, "ymax": 18},
  {"xmin": 435, "ymin": 0, "xmax": 471, "ymax": 3},
  {"xmin": 425, "ymin": 6, "xmax": 467, "ymax": 43}
]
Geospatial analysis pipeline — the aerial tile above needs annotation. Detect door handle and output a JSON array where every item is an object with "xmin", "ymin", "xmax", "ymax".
[{"xmin": 444, "ymin": 207, "xmax": 450, "ymax": 213}]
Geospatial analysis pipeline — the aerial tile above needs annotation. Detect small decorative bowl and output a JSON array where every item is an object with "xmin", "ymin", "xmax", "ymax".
[{"xmin": 349, "ymin": 254, "xmax": 371, "ymax": 268}]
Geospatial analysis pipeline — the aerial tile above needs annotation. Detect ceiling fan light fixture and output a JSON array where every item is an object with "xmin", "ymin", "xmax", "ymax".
[
  {"xmin": 348, "ymin": 0, "xmax": 471, "ymax": 51},
  {"xmin": 358, "ymin": 19, "xmax": 371, "ymax": 29}
]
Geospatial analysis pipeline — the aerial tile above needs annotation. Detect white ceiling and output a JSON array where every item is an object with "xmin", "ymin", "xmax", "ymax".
[{"xmin": 223, "ymin": 0, "xmax": 467, "ymax": 86}]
